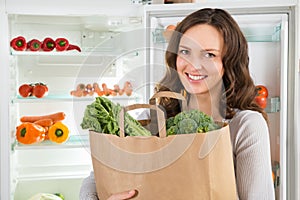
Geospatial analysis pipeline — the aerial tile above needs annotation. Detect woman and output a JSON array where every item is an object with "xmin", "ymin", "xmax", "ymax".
[{"xmin": 80, "ymin": 8, "xmax": 275, "ymax": 200}]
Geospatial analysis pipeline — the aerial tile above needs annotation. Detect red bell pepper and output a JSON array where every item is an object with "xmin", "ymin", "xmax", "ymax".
[
  {"xmin": 66, "ymin": 44, "xmax": 81, "ymax": 52},
  {"xmin": 27, "ymin": 39, "xmax": 42, "ymax": 51},
  {"xmin": 42, "ymin": 37, "xmax": 56, "ymax": 51},
  {"xmin": 55, "ymin": 38, "xmax": 69, "ymax": 51},
  {"xmin": 10, "ymin": 36, "xmax": 26, "ymax": 51}
]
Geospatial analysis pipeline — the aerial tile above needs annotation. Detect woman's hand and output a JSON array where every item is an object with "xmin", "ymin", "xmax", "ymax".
[{"xmin": 107, "ymin": 189, "xmax": 137, "ymax": 200}]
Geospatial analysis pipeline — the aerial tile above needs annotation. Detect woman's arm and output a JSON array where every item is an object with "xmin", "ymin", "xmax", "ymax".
[
  {"xmin": 230, "ymin": 110, "xmax": 275, "ymax": 200},
  {"xmin": 79, "ymin": 171, "xmax": 99, "ymax": 200}
]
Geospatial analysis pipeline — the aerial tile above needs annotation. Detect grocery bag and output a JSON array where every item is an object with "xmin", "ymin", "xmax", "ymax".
[{"xmin": 89, "ymin": 92, "xmax": 237, "ymax": 200}]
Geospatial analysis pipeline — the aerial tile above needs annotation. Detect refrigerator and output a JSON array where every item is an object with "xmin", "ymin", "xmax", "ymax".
[
  {"xmin": 0, "ymin": 0, "xmax": 146, "ymax": 199},
  {"xmin": 0, "ymin": 0, "xmax": 299, "ymax": 200},
  {"xmin": 143, "ymin": 1, "xmax": 299, "ymax": 200}
]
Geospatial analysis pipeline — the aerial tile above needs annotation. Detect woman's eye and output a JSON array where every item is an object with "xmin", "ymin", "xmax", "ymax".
[
  {"xmin": 204, "ymin": 52, "xmax": 216, "ymax": 58},
  {"xmin": 179, "ymin": 49, "xmax": 189, "ymax": 55}
]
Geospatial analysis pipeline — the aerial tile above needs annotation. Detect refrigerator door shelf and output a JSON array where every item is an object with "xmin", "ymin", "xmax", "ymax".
[{"xmin": 151, "ymin": 15, "xmax": 282, "ymax": 44}]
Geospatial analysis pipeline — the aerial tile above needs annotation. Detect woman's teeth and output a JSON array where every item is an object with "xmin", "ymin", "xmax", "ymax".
[{"xmin": 187, "ymin": 73, "xmax": 208, "ymax": 80}]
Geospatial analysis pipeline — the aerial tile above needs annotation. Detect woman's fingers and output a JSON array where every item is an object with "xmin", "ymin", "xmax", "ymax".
[{"xmin": 108, "ymin": 189, "xmax": 137, "ymax": 200}]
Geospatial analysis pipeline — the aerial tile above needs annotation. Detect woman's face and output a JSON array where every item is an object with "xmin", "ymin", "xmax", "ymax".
[{"xmin": 176, "ymin": 24, "xmax": 224, "ymax": 95}]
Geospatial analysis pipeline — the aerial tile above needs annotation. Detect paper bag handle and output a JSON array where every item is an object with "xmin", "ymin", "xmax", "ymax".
[
  {"xmin": 119, "ymin": 104, "xmax": 166, "ymax": 138},
  {"xmin": 150, "ymin": 91, "xmax": 188, "ymax": 111}
]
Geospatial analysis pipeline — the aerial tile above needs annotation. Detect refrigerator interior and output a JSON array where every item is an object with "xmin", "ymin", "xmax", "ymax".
[
  {"xmin": 146, "ymin": 9, "xmax": 288, "ymax": 200},
  {"xmin": 8, "ymin": 13, "xmax": 146, "ymax": 199}
]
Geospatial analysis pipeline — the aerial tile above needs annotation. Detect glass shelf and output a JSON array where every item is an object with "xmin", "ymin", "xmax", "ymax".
[
  {"xmin": 152, "ymin": 24, "xmax": 281, "ymax": 44},
  {"xmin": 10, "ymin": 50, "xmax": 121, "ymax": 57},
  {"xmin": 12, "ymin": 94, "xmax": 142, "ymax": 104},
  {"xmin": 12, "ymin": 134, "xmax": 90, "ymax": 151}
]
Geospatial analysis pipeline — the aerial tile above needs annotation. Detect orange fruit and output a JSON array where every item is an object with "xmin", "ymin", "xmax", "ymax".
[
  {"xmin": 272, "ymin": 171, "xmax": 275, "ymax": 182},
  {"xmin": 166, "ymin": 24, "xmax": 176, "ymax": 31}
]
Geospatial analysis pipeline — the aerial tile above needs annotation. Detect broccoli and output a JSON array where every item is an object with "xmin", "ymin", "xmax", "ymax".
[
  {"xmin": 166, "ymin": 125, "xmax": 178, "ymax": 136},
  {"xmin": 166, "ymin": 109, "xmax": 221, "ymax": 135},
  {"xmin": 166, "ymin": 116, "xmax": 175, "ymax": 129},
  {"xmin": 178, "ymin": 118, "xmax": 198, "ymax": 134}
]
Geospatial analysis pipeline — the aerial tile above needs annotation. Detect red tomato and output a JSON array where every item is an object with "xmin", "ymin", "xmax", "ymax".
[
  {"xmin": 256, "ymin": 85, "xmax": 268, "ymax": 97},
  {"xmin": 18, "ymin": 84, "xmax": 33, "ymax": 97},
  {"xmin": 32, "ymin": 83, "xmax": 48, "ymax": 98},
  {"xmin": 255, "ymin": 96, "xmax": 267, "ymax": 109}
]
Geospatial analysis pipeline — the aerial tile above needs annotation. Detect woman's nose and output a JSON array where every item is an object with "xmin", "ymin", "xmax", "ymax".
[{"xmin": 187, "ymin": 55, "xmax": 204, "ymax": 70}]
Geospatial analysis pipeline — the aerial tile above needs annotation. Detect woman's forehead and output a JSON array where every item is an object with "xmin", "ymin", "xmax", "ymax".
[{"xmin": 180, "ymin": 24, "xmax": 224, "ymax": 52}]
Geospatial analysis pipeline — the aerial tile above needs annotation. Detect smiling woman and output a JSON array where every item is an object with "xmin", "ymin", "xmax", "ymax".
[
  {"xmin": 79, "ymin": 8, "xmax": 275, "ymax": 200},
  {"xmin": 154, "ymin": 8, "xmax": 275, "ymax": 200}
]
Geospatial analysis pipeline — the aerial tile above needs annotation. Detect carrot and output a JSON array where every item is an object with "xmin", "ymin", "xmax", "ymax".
[
  {"xmin": 20, "ymin": 112, "xmax": 66, "ymax": 123},
  {"xmin": 44, "ymin": 132, "xmax": 49, "ymax": 140},
  {"xmin": 34, "ymin": 118, "xmax": 53, "ymax": 127},
  {"xmin": 93, "ymin": 83, "xmax": 103, "ymax": 96}
]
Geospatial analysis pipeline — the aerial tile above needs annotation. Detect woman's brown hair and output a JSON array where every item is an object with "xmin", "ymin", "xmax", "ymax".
[{"xmin": 154, "ymin": 8, "xmax": 268, "ymax": 122}]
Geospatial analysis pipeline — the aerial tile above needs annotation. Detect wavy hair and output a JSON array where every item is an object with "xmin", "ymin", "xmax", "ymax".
[{"xmin": 154, "ymin": 8, "xmax": 268, "ymax": 122}]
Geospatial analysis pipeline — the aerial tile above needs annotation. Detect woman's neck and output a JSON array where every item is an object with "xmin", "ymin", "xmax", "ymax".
[{"xmin": 188, "ymin": 91, "xmax": 224, "ymax": 121}]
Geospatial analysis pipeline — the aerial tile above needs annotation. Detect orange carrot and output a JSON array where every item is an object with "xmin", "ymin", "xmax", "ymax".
[
  {"xmin": 20, "ymin": 112, "xmax": 66, "ymax": 123},
  {"xmin": 44, "ymin": 128, "xmax": 49, "ymax": 140},
  {"xmin": 34, "ymin": 118, "xmax": 53, "ymax": 127},
  {"xmin": 93, "ymin": 83, "xmax": 103, "ymax": 96}
]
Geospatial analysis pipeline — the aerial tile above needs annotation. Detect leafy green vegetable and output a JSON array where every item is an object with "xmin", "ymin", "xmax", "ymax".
[
  {"xmin": 54, "ymin": 193, "xmax": 65, "ymax": 200},
  {"xmin": 166, "ymin": 110, "xmax": 221, "ymax": 135},
  {"xmin": 81, "ymin": 97, "xmax": 151, "ymax": 136}
]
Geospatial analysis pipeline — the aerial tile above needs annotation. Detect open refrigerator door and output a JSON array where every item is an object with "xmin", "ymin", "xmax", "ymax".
[
  {"xmin": 144, "ymin": 2, "xmax": 298, "ymax": 200},
  {"xmin": 1, "ymin": 0, "xmax": 148, "ymax": 199}
]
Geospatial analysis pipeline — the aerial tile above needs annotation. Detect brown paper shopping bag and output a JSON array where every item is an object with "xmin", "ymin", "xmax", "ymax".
[{"xmin": 90, "ymin": 93, "xmax": 237, "ymax": 200}]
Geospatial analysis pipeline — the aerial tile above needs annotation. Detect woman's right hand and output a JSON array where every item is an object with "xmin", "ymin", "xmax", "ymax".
[{"xmin": 107, "ymin": 189, "xmax": 137, "ymax": 200}]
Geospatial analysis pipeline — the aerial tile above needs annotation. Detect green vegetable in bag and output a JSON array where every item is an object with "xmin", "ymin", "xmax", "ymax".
[
  {"xmin": 166, "ymin": 109, "xmax": 220, "ymax": 135},
  {"xmin": 81, "ymin": 96, "xmax": 151, "ymax": 136}
]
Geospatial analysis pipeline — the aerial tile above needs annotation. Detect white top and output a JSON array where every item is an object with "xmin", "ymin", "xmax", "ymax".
[
  {"xmin": 79, "ymin": 109, "xmax": 275, "ymax": 200},
  {"xmin": 229, "ymin": 110, "xmax": 275, "ymax": 200}
]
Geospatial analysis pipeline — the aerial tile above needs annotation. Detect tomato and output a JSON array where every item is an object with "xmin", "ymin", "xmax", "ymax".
[
  {"xmin": 255, "ymin": 96, "xmax": 267, "ymax": 109},
  {"xmin": 19, "ymin": 84, "xmax": 33, "ymax": 98},
  {"xmin": 32, "ymin": 83, "xmax": 48, "ymax": 98},
  {"xmin": 255, "ymin": 85, "xmax": 268, "ymax": 98}
]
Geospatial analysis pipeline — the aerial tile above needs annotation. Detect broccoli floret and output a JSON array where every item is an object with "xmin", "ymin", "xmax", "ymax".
[
  {"xmin": 189, "ymin": 110, "xmax": 206, "ymax": 124},
  {"xmin": 173, "ymin": 111, "xmax": 188, "ymax": 125},
  {"xmin": 178, "ymin": 118, "xmax": 198, "ymax": 134},
  {"xmin": 166, "ymin": 125, "xmax": 178, "ymax": 136},
  {"xmin": 166, "ymin": 117, "xmax": 175, "ymax": 129}
]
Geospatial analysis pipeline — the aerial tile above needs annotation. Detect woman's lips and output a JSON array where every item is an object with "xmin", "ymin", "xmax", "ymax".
[{"xmin": 186, "ymin": 73, "xmax": 208, "ymax": 81}]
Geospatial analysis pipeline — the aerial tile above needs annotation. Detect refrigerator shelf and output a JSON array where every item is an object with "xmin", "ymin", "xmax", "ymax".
[
  {"xmin": 10, "ymin": 50, "xmax": 122, "ymax": 57},
  {"xmin": 12, "ymin": 134, "xmax": 90, "ymax": 151},
  {"xmin": 12, "ymin": 94, "xmax": 142, "ymax": 104},
  {"xmin": 153, "ymin": 24, "xmax": 281, "ymax": 43},
  {"xmin": 265, "ymin": 96, "xmax": 280, "ymax": 113}
]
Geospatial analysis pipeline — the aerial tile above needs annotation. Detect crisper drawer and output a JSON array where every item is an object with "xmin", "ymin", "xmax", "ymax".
[
  {"xmin": 12, "ymin": 148, "xmax": 93, "ymax": 200},
  {"xmin": 13, "ymin": 177, "xmax": 85, "ymax": 200}
]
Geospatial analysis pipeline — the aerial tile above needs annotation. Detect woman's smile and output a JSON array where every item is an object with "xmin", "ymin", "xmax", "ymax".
[{"xmin": 185, "ymin": 72, "xmax": 208, "ymax": 81}]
